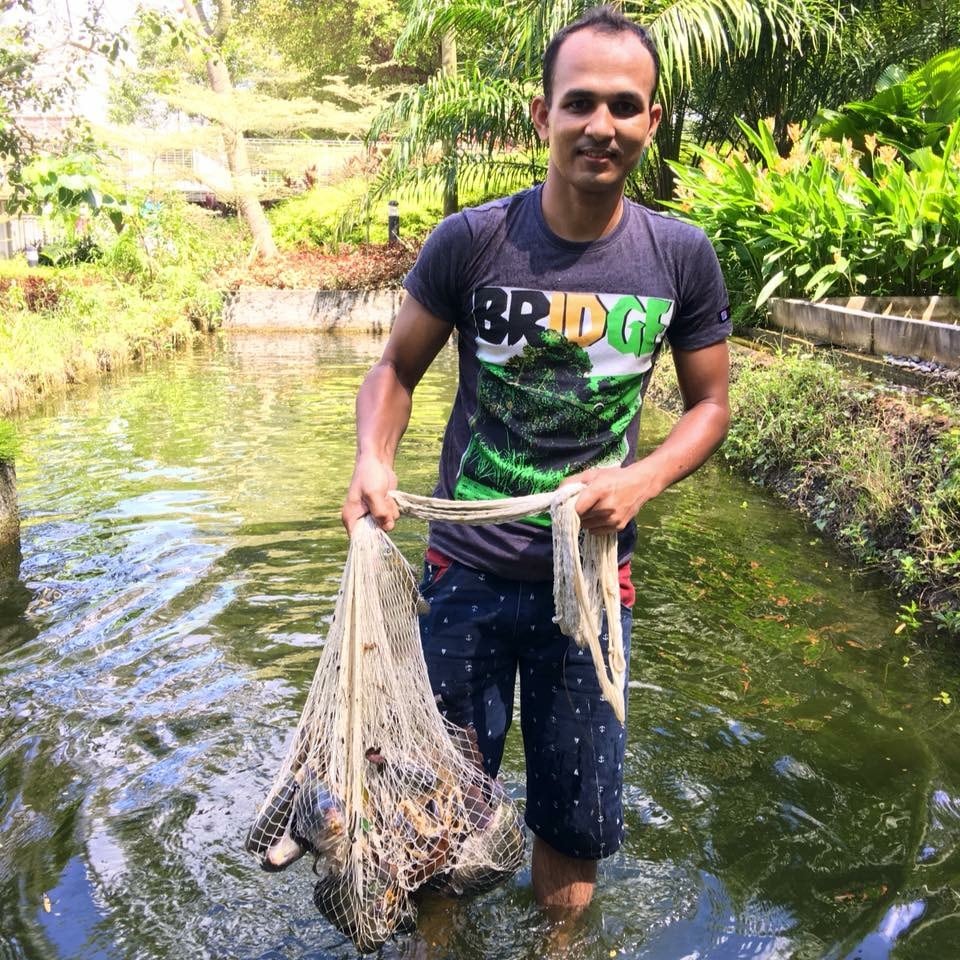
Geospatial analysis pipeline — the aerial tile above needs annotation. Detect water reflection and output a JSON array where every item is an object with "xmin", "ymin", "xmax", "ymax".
[{"xmin": 1, "ymin": 334, "xmax": 959, "ymax": 959}]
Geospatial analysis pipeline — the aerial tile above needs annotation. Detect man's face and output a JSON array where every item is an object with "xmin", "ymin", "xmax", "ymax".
[{"xmin": 531, "ymin": 28, "xmax": 662, "ymax": 197}]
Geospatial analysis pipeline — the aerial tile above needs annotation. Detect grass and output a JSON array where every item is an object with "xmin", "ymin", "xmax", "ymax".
[
  {"xmin": 646, "ymin": 347, "xmax": 960, "ymax": 635},
  {"xmin": 0, "ymin": 203, "xmax": 243, "ymax": 419}
]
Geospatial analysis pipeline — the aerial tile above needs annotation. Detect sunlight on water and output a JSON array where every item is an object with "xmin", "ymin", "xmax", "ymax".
[{"xmin": 1, "ymin": 334, "xmax": 959, "ymax": 959}]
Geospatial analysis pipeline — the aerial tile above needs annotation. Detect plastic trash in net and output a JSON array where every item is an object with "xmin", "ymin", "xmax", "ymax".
[{"xmin": 246, "ymin": 517, "xmax": 525, "ymax": 952}]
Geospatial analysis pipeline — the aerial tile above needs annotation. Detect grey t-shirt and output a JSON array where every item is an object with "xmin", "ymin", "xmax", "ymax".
[{"xmin": 404, "ymin": 185, "xmax": 730, "ymax": 580}]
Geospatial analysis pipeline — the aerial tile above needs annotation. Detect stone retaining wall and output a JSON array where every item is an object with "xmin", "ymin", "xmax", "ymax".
[
  {"xmin": 768, "ymin": 297, "xmax": 960, "ymax": 368},
  {"xmin": 223, "ymin": 288, "xmax": 404, "ymax": 333}
]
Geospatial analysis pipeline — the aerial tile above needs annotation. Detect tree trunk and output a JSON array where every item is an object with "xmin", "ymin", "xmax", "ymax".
[
  {"xmin": 180, "ymin": 0, "xmax": 278, "ymax": 260},
  {"xmin": 441, "ymin": 28, "xmax": 458, "ymax": 217},
  {"xmin": 0, "ymin": 460, "xmax": 20, "ymax": 580}
]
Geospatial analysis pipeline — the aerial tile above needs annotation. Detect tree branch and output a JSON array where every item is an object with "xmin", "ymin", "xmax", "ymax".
[
  {"xmin": 180, "ymin": 0, "xmax": 211, "ymax": 37},
  {"xmin": 212, "ymin": 0, "xmax": 232, "ymax": 43}
]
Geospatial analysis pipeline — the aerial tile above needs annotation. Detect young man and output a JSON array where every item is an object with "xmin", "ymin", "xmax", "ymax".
[{"xmin": 342, "ymin": 5, "xmax": 731, "ymax": 914}]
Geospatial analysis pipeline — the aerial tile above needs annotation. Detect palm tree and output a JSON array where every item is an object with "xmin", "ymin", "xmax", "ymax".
[
  {"xmin": 689, "ymin": 0, "xmax": 960, "ymax": 159},
  {"xmin": 358, "ymin": 0, "xmax": 837, "ymax": 217}
]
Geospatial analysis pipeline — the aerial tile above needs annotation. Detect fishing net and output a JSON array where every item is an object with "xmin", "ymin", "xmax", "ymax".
[{"xmin": 246, "ymin": 485, "xmax": 625, "ymax": 952}]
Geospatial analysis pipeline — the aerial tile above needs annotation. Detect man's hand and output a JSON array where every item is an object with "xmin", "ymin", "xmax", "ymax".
[
  {"xmin": 565, "ymin": 340, "xmax": 731, "ymax": 534},
  {"xmin": 342, "ymin": 453, "xmax": 399, "ymax": 534},
  {"xmin": 564, "ymin": 461, "xmax": 663, "ymax": 534}
]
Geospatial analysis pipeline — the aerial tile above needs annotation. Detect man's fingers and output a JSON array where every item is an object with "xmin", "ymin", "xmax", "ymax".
[
  {"xmin": 562, "ymin": 467, "xmax": 598, "ymax": 488},
  {"xmin": 362, "ymin": 492, "xmax": 400, "ymax": 532},
  {"xmin": 574, "ymin": 482, "xmax": 603, "ymax": 517},
  {"xmin": 341, "ymin": 498, "xmax": 368, "ymax": 534}
]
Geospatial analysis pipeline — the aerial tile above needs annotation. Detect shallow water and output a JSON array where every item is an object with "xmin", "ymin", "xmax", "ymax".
[{"xmin": 1, "ymin": 334, "xmax": 959, "ymax": 960}]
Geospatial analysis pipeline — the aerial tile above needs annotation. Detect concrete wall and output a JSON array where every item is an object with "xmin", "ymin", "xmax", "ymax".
[
  {"xmin": 768, "ymin": 299, "xmax": 875, "ymax": 351},
  {"xmin": 223, "ymin": 288, "xmax": 404, "ymax": 334},
  {"xmin": 769, "ymin": 298, "xmax": 960, "ymax": 368},
  {"xmin": 824, "ymin": 296, "xmax": 960, "ymax": 324}
]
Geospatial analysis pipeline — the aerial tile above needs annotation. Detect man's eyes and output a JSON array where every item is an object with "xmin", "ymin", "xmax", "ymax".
[{"xmin": 563, "ymin": 99, "xmax": 641, "ymax": 116}]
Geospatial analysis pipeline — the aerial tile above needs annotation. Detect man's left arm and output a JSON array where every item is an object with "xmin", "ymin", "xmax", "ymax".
[{"xmin": 572, "ymin": 340, "xmax": 730, "ymax": 533}]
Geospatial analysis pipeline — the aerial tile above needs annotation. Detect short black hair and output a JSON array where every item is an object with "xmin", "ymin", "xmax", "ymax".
[{"xmin": 542, "ymin": 4, "xmax": 660, "ymax": 105}]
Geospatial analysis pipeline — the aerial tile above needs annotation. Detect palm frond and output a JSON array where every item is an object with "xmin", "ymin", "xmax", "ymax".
[
  {"xmin": 640, "ymin": 0, "xmax": 836, "ymax": 99},
  {"xmin": 367, "ymin": 66, "xmax": 537, "ymax": 154},
  {"xmin": 395, "ymin": 0, "xmax": 516, "ymax": 57}
]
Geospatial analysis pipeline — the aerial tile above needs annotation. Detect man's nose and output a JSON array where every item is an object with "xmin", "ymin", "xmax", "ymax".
[{"xmin": 584, "ymin": 104, "xmax": 615, "ymax": 140}]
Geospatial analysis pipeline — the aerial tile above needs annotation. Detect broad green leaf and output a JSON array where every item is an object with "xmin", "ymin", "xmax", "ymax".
[{"xmin": 756, "ymin": 269, "xmax": 787, "ymax": 306}]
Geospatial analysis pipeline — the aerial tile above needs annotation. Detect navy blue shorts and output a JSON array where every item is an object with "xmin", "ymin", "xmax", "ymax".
[{"xmin": 418, "ymin": 556, "xmax": 632, "ymax": 860}]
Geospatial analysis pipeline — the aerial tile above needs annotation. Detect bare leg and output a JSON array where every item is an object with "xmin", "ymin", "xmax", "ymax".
[{"xmin": 531, "ymin": 835, "xmax": 597, "ymax": 916}]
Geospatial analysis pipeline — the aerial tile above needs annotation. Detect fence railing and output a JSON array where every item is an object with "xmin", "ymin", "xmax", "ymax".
[{"xmin": 0, "ymin": 215, "xmax": 46, "ymax": 260}]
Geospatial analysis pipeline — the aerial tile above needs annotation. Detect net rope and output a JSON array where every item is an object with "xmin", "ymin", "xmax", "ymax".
[{"xmin": 247, "ymin": 483, "xmax": 626, "ymax": 952}]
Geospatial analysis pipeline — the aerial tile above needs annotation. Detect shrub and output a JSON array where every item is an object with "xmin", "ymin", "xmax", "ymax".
[
  {"xmin": 667, "ymin": 119, "xmax": 960, "ymax": 326},
  {"xmin": 0, "ymin": 194, "xmax": 239, "ymax": 413},
  {"xmin": 269, "ymin": 178, "xmax": 443, "ymax": 249},
  {"xmin": 0, "ymin": 273, "xmax": 63, "ymax": 312},
  {"xmin": 269, "ymin": 177, "xmax": 501, "ymax": 251}
]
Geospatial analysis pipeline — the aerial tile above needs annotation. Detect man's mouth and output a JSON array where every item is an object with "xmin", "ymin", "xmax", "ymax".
[{"xmin": 578, "ymin": 147, "xmax": 618, "ymax": 160}]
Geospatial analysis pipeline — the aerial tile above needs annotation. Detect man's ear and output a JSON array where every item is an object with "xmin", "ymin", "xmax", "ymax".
[
  {"xmin": 530, "ymin": 95, "xmax": 550, "ymax": 143},
  {"xmin": 646, "ymin": 102, "xmax": 663, "ymax": 146}
]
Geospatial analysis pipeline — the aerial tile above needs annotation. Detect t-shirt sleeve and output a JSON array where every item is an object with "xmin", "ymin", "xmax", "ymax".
[
  {"xmin": 402, "ymin": 213, "xmax": 472, "ymax": 326},
  {"xmin": 667, "ymin": 228, "xmax": 732, "ymax": 350}
]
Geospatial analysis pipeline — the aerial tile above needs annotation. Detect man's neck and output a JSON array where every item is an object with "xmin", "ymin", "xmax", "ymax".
[{"xmin": 539, "ymin": 177, "xmax": 625, "ymax": 242}]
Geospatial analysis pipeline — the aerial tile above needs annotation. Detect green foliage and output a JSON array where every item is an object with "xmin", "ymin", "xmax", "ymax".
[
  {"xmin": 365, "ymin": 0, "xmax": 840, "ymax": 209},
  {"xmin": 0, "ymin": 197, "xmax": 240, "ymax": 414},
  {"xmin": 97, "ymin": 195, "xmax": 241, "ymax": 329},
  {"xmin": 722, "ymin": 350, "xmax": 960, "ymax": 632},
  {"xmin": 667, "ymin": 113, "xmax": 960, "ymax": 320},
  {"xmin": 0, "ymin": 419, "xmax": 16, "ymax": 463},
  {"xmin": 12, "ymin": 152, "xmax": 132, "ymax": 265},
  {"xmin": 271, "ymin": 177, "xmax": 497, "ymax": 248},
  {"xmin": 241, "ymin": 0, "xmax": 427, "ymax": 87},
  {"xmin": 687, "ymin": 1, "xmax": 960, "ymax": 164},
  {"xmin": 0, "ymin": 0, "xmax": 125, "ymax": 181},
  {"xmin": 817, "ymin": 48, "xmax": 960, "ymax": 155}
]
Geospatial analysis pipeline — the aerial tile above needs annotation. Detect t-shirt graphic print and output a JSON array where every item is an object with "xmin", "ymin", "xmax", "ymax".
[{"xmin": 458, "ymin": 285, "xmax": 675, "ymax": 519}]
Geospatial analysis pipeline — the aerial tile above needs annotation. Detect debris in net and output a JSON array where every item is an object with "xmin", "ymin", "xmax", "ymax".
[{"xmin": 246, "ymin": 518, "xmax": 526, "ymax": 953}]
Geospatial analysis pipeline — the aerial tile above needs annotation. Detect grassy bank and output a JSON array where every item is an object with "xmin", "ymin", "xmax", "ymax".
[
  {"xmin": 0, "ymin": 203, "xmax": 242, "ymax": 418},
  {"xmin": 648, "ymin": 347, "xmax": 960, "ymax": 636}
]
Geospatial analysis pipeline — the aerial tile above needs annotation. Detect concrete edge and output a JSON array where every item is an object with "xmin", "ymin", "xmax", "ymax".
[
  {"xmin": 769, "ymin": 298, "xmax": 960, "ymax": 369},
  {"xmin": 222, "ymin": 288, "xmax": 405, "ymax": 333}
]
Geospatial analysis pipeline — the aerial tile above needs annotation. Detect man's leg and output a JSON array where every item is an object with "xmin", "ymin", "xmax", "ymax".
[
  {"xmin": 519, "ymin": 592, "xmax": 633, "ymax": 914},
  {"xmin": 418, "ymin": 557, "xmax": 518, "ymax": 777},
  {"xmin": 532, "ymin": 835, "xmax": 597, "ymax": 914}
]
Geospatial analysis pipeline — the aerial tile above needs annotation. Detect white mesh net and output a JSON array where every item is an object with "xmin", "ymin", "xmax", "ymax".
[
  {"xmin": 246, "ymin": 515, "xmax": 525, "ymax": 952},
  {"xmin": 247, "ymin": 485, "xmax": 625, "ymax": 952}
]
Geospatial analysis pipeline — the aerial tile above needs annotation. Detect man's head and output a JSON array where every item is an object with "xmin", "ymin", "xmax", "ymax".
[
  {"xmin": 542, "ymin": 5, "xmax": 660, "ymax": 106},
  {"xmin": 530, "ymin": 8, "xmax": 662, "ymax": 204}
]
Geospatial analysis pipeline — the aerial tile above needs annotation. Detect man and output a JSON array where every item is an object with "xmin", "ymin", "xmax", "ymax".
[{"xmin": 342, "ymin": 5, "xmax": 730, "ymax": 915}]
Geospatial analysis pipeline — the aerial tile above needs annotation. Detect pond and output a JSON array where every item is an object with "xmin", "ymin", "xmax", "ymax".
[{"xmin": 1, "ymin": 333, "xmax": 959, "ymax": 960}]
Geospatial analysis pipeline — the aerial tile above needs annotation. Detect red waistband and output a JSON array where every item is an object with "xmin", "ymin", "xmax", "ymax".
[{"xmin": 425, "ymin": 547, "xmax": 635, "ymax": 608}]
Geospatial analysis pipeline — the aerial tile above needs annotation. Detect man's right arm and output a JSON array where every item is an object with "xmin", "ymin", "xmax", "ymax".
[{"xmin": 341, "ymin": 294, "xmax": 453, "ymax": 533}]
